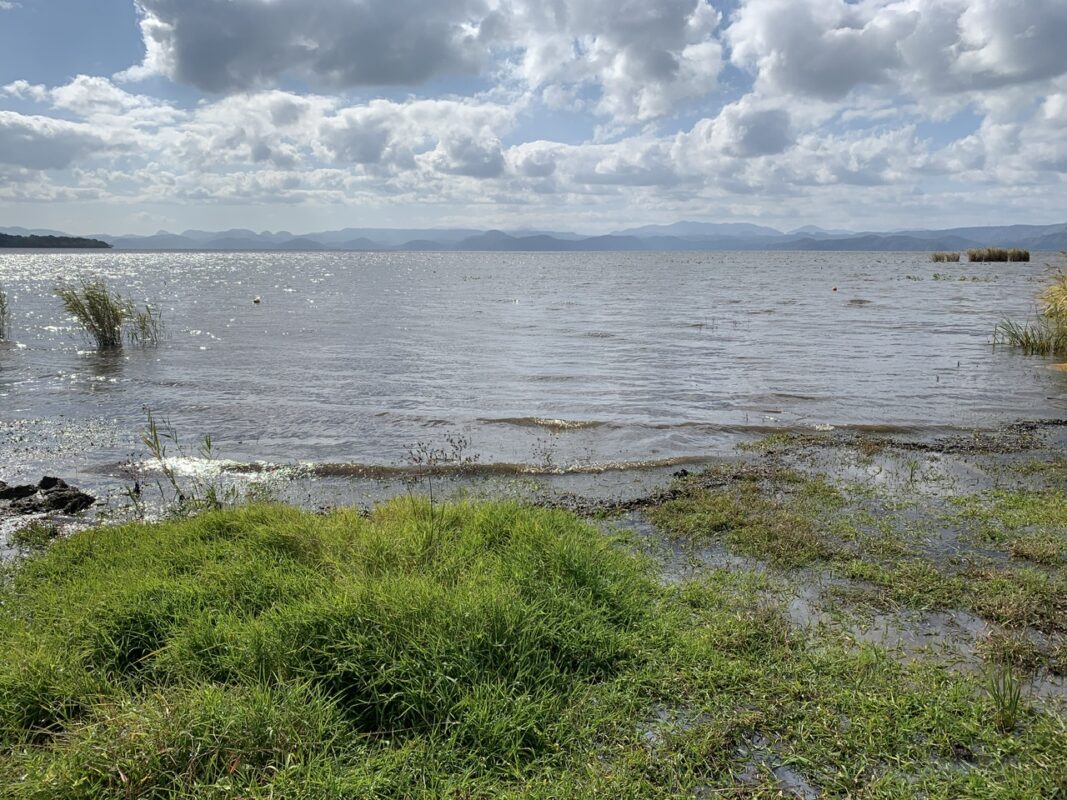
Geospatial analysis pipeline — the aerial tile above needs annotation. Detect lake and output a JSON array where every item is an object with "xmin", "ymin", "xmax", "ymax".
[{"xmin": 0, "ymin": 249, "xmax": 1063, "ymax": 501}]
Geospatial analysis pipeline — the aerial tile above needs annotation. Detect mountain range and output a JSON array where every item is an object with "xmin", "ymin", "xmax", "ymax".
[{"xmin": 2, "ymin": 221, "xmax": 1065, "ymax": 252}]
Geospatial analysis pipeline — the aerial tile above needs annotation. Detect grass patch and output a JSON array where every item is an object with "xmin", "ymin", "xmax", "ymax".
[
  {"xmin": 56, "ymin": 279, "xmax": 163, "ymax": 349},
  {"xmin": 8, "ymin": 520, "xmax": 61, "ymax": 551},
  {"xmin": 1008, "ymin": 533, "xmax": 1065, "ymax": 565},
  {"xmin": 930, "ymin": 251, "xmax": 960, "ymax": 262},
  {"xmin": 968, "ymin": 247, "xmax": 1030, "ymax": 262},
  {"xmin": 647, "ymin": 472, "xmax": 841, "ymax": 568},
  {"xmin": 951, "ymin": 489, "xmax": 1067, "ymax": 563},
  {"xmin": 1, "ymin": 500, "xmax": 1064, "ymax": 796},
  {"xmin": 976, "ymin": 630, "xmax": 1043, "ymax": 673}
]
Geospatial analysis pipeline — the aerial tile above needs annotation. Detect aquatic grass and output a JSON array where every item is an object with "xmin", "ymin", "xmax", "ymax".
[
  {"xmin": 993, "ymin": 317, "xmax": 1067, "ymax": 356},
  {"xmin": 0, "ymin": 284, "xmax": 7, "ymax": 339},
  {"xmin": 1008, "ymin": 533, "xmax": 1065, "ymax": 565},
  {"xmin": 994, "ymin": 266, "xmax": 1067, "ymax": 356},
  {"xmin": 930, "ymin": 251, "xmax": 960, "ymax": 262},
  {"xmin": 986, "ymin": 664, "xmax": 1026, "ymax": 733},
  {"xmin": 55, "ymin": 279, "xmax": 163, "ymax": 350},
  {"xmin": 968, "ymin": 247, "xmax": 1030, "ymax": 262}
]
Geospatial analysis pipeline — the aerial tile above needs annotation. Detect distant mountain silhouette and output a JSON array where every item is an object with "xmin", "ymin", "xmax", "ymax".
[
  {"xmin": 9, "ymin": 221, "xmax": 1065, "ymax": 253},
  {"xmin": 613, "ymin": 220, "xmax": 783, "ymax": 239}
]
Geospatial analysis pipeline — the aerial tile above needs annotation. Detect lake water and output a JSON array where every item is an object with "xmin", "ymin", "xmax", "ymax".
[{"xmin": 0, "ymin": 250, "xmax": 1063, "ymax": 498}]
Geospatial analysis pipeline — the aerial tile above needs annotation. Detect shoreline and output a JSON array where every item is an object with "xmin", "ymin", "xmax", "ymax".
[{"xmin": 2, "ymin": 419, "xmax": 1066, "ymax": 793}]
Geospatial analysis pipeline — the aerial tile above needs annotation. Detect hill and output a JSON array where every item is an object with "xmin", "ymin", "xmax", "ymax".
[{"xmin": 0, "ymin": 233, "xmax": 111, "ymax": 249}]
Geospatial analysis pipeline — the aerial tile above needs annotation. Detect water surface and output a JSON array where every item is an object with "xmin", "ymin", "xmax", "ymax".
[{"xmin": 0, "ymin": 250, "xmax": 1062, "ymax": 494}]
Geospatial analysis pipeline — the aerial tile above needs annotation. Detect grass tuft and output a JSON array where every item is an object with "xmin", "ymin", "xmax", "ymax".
[
  {"xmin": 55, "ymin": 279, "xmax": 163, "ymax": 349},
  {"xmin": 994, "ymin": 266, "xmax": 1067, "ymax": 356},
  {"xmin": 930, "ymin": 251, "xmax": 960, "ymax": 262},
  {"xmin": 986, "ymin": 664, "xmax": 1026, "ymax": 733}
]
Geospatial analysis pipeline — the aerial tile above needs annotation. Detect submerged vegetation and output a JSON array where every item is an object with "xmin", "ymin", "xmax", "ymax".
[
  {"xmin": 930, "ymin": 251, "xmax": 960, "ymax": 262},
  {"xmin": 55, "ymin": 279, "xmax": 163, "ymax": 349},
  {"xmin": 995, "ymin": 267, "xmax": 1067, "ymax": 356},
  {"xmin": 968, "ymin": 247, "xmax": 1030, "ymax": 262}
]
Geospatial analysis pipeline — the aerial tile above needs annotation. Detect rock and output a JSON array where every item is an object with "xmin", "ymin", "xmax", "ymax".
[
  {"xmin": 0, "ymin": 482, "xmax": 38, "ymax": 501},
  {"xmin": 0, "ymin": 476, "xmax": 95, "ymax": 516}
]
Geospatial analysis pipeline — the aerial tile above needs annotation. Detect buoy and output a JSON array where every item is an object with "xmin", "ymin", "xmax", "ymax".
[{"xmin": 253, "ymin": 296, "xmax": 261, "ymax": 304}]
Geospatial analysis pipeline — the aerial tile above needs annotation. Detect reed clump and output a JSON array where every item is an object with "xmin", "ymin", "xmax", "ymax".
[
  {"xmin": 968, "ymin": 247, "xmax": 1030, "ymax": 262},
  {"xmin": 0, "ymin": 285, "xmax": 8, "ymax": 340},
  {"xmin": 994, "ymin": 268, "xmax": 1067, "ymax": 356},
  {"xmin": 930, "ymin": 252, "xmax": 960, "ymax": 262},
  {"xmin": 56, "ymin": 279, "xmax": 163, "ymax": 349}
]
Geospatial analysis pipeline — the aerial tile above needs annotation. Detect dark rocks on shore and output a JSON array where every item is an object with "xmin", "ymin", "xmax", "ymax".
[{"xmin": 0, "ymin": 477, "xmax": 95, "ymax": 516}]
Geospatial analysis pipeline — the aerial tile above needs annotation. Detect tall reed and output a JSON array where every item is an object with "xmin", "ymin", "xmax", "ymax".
[
  {"xmin": 0, "ymin": 285, "xmax": 7, "ymax": 340},
  {"xmin": 930, "ymin": 252, "xmax": 960, "ymax": 262},
  {"xmin": 56, "ymin": 279, "xmax": 163, "ymax": 349},
  {"xmin": 994, "ymin": 266, "xmax": 1067, "ymax": 356},
  {"xmin": 968, "ymin": 247, "xmax": 1030, "ymax": 262}
]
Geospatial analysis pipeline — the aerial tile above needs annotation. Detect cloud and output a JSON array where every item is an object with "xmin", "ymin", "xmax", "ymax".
[
  {"xmin": 700, "ymin": 99, "xmax": 793, "ymax": 158},
  {"xmin": 726, "ymin": 0, "xmax": 918, "ymax": 101},
  {"xmin": 725, "ymin": 0, "xmax": 1067, "ymax": 104},
  {"xmin": 0, "ymin": 111, "xmax": 116, "ymax": 170},
  {"xmin": 122, "ymin": 0, "xmax": 491, "ymax": 93},
  {"xmin": 503, "ymin": 0, "xmax": 723, "ymax": 121},
  {"xmin": 121, "ymin": 0, "xmax": 722, "ymax": 123}
]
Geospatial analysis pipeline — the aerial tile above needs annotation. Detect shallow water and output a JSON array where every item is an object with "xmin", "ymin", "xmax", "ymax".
[{"xmin": 0, "ymin": 250, "xmax": 1063, "ymax": 492}]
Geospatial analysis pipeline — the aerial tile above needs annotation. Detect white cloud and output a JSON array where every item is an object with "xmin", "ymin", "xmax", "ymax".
[
  {"xmin": 725, "ymin": 0, "xmax": 1067, "ymax": 104},
  {"xmin": 0, "ymin": 111, "xmax": 119, "ymax": 170},
  {"xmin": 497, "ymin": 0, "xmax": 723, "ymax": 121},
  {"xmin": 2, "ymin": 1, "xmax": 1067, "ymax": 230}
]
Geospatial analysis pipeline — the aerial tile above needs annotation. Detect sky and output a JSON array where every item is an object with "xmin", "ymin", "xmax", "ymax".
[{"xmin": 1, "ymin": 0, "xmax": 1066, "ymax": 235}]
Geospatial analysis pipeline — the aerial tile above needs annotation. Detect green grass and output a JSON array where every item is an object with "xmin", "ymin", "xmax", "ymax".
[
  {"xmin": 8, "ymin": 520, "xmax": 60, "ymax": 551},
  {"xmin": 55, "ymin": 279, "xmax": 163, "ymax": 349},
  {"xmin": 647, "ymin": 473, "xmax": 842, "ymax": 568},
  {"xmin": 1, "ymin": 500, "xmax": 1064, "ymax": 797},
  {"xmin": 951, "ymin": 489, "xmax": 1067, "ymax": 565},
  {"xmin": 994, "ymin": 317, "xmax": 1067, "ymax": 356}
]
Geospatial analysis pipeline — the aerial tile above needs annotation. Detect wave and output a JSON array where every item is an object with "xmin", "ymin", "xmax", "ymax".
[
  {"xmin": 125, "ymin": 455, "xmax": 711, "ymax": 480},
  {"xmin": 479, "ymin": 416, "xmax": 608, "ymax": 431}
]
